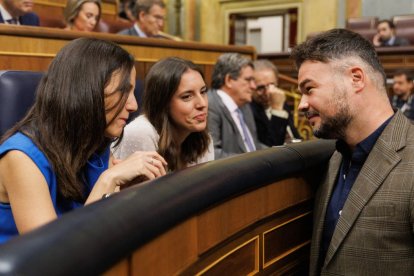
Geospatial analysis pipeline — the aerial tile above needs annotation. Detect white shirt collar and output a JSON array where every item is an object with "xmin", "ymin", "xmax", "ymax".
[
  {"xmin": 0, "ymin": 4, "xmax": 14, "ymax": 23},
  {"xmin": 217, "ymin": 89, "xmax": 238, "ymax": 113},
  {"xmin": 387, "ymin": 36, "xmax": 396, "ymax": 46},
  {"xmin": 133, "ymin": 23, "xmax": 148, "ymax": 38}
]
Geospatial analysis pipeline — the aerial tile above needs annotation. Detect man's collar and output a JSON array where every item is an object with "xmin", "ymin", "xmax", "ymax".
[
  {"xmin": 336, "ymin": 114, "xmax": 394, "ymax": 156},
  {"xmin": 387, "ymin": 36, "xmax": 396, "ymax": 46},
  {"xmin": 134, "ymin": 23, "xmax": 148, "ymax": 38},
  {"xmin": 0, "ymin": 4, "xmax": 13, "ymax": 22},
  {"xmin": 217, "ymin": 89, "xmax": 239, "ymax": 113}
]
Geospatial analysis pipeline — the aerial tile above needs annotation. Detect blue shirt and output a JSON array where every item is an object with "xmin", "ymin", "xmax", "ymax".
[
  {"xmin": 0, "ymin": 132, "xmax": 110, "ymax": 244},
  {"xmin": 320, "ymin": 115, "xmax": 393, "ymax": 265}
]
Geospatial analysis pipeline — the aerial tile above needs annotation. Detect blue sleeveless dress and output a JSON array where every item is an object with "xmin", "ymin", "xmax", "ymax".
[{"xmin": 0, "ymin": 132, "xmax": 110, "ymax": 244}]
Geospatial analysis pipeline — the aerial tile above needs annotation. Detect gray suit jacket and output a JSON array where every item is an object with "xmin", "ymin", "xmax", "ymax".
[
  {"xmin": 310, "ymin": 111, "xmax": 414, "ymax": 275},
  {"xmin": 118, "ymin": 27, "xmax": 140, "ymax": 36},
  {"xmin": 208, "ymin": 89, "xmax": 261, "ymax": 159}
]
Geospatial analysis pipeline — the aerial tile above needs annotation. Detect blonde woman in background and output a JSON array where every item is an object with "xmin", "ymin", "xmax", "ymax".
[{"xmin": 64, "ymin": 0, "xmax": 101, "ymax": 32}]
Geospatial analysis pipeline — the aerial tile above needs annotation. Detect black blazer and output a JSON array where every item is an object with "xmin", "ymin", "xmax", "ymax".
[
  {"xmin": 250, "ymin": 100, "xmax": 301, "ymax": 146},
  {"xmin": 380, "ymin": 36, "xmax": 410, "ymax": 46},
  {"xmin": 0, "ymin": 12, "xmax": 39, "ymax": 26}
]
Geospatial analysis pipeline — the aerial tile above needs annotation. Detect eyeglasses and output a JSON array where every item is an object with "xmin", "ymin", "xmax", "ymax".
[
  {"xmin": 149, "ymin": 14, "xmax": 165, "ymax": 22},
  {"xmin": 256, "ymin": 83, "xmax": 276, "ymax": 93},
  {"xmin": 244, "ymin": 77, "xmax": 255, "ymax": 83}
]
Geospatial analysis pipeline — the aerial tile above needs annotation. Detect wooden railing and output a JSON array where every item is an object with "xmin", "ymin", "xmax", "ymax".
[
  {"xmin": 0, "ymin": 24, "xmax": 255, "ymax": 86},
  {"xmin": 0, "ymin": 139, "xmax": 335, "ymax": 275}
]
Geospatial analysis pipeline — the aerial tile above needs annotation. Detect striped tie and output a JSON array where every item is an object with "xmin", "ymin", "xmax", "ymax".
[{"xmin": 236, "ymin": 108, "xmax": 255, "ymax": 152}]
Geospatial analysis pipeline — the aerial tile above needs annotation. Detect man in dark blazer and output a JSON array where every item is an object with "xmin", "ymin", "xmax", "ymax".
[
  {"xmin": 208, "ymin": 53, "xmax": 262, "ymax": 160},
  {"xmin": 118, "ymin": 0, "xmax": 165, "ymax": 38},
  {"xmin": 0, "ymin": 0, "xmax": 39, "ymax": 26},
  {"xmin": 251, "ymin": 59, "xmax": 302, "ymax": 146},
  {"xmin": 292, "ymin": 28, "xmax": 414, "ymax": 275},
  {"xmin": 391, "ymin": 69, "xmax": 414, "ymax": 121},
  {"xmin": 373, "ymin": 19, "xmax": 409, "ymax": 47}
]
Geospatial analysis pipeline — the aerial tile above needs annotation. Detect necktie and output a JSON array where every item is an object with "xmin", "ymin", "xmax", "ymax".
[
  {"xmin": 236, "ymin": 108, "xmax": 255, "ymax": 152},
  {"xmin": 6, "ymin": 18, "xmax": 18, "ymax": 25}
]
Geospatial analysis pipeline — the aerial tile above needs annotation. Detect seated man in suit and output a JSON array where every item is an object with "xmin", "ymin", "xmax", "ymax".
[
  {"xmin": 208, "ymin": 53, "xmax": 262, "ymax": 160},
  {"xmin": 118, "ymin": 0, "xmax": 165, "ymax": 38},
  {"xmin": 0, "ymin": 0, "xmax": 39, "ymax": 26},
  {"xmin": 292, "ymin": 28, "xmax": 414, "ymax": 275},
  {"xmin": 391, "ymin": 69, "xmax": 414, "ymax": 121},
  {"xmin": 250, "ymin": 59, "xmax": 302, "ymax": 146},
  {"xmin": 373, "ymin": 19, "xmax": 409, "ymax": 47}
]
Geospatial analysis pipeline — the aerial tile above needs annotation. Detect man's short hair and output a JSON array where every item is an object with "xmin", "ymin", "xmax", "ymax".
[
  {"xmin": 291, "ymin": 28, "xmax": 387, "ymax": 89},
  {"xmin": 377, "ymin": 19, "xmax": 395, "ymax": 30},
  {"xmin": 253, "ymin": 59, "xmax": 279, "ymax": 79},
  {"xmin": 211, "ymin": 53, "xmax": 254, "ymax": 89},
  {"xmin": 394, "ymin": 69, "xmax": 413, "ymax": 82},
  {"xmin": 134, "ymin": 0, "xmax": 165, "ymax": 17}
]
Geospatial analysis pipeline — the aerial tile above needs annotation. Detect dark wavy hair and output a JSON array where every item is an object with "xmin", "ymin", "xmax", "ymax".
[
  {"xmin": 1, "ymin": 38, "xmax": 135, "ymax": 202},
  {"xmin": 143, "ymin": 57, "xmax": 210, "ymax": 171}
]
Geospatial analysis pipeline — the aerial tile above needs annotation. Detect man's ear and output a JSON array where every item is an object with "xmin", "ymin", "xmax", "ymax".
[
  {"xmin": 350, "ymin": 67, "xmax": 365, "ymax": 93},
  {"xmin": 138, "ymin": 11, "xmax": 146, "ymax": 21},
  {"xmin": 224, "ymin": 74, "xmax": 233, "ymax": 89}
]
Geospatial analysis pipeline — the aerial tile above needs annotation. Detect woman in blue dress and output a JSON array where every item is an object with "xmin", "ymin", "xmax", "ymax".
[{"xmin": 0, "ymin": 38, "xmax": 167, "ymax": 243}]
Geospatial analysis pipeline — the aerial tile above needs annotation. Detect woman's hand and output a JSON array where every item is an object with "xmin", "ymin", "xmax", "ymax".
[
  {"xmin": 87, "ymin": 151, "xmax": 167, "ymax": 204},
  {"xmin": 108, "ymin": 151, "xmax": 167, "ymax": 187}
]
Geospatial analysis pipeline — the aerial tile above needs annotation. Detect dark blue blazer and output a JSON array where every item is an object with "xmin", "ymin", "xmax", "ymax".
[{"xmin": 0, "ymin": 12, "xmax": 39, "ymax": 26}]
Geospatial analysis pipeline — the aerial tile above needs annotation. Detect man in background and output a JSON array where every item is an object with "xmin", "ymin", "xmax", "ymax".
[
  {"xmin": 0, "ymin": 0, "xmax": 39, "ymax": 26},
  {"xmin": 208, "ymin": 53, "xmax": 262, "ymax": 159},
  {"xmin": 250, "ymin": 59, "xmax": 301, "ymax": 146},
  {"xmin": 118, "ymin": 0, "xmax": 165, "ymax": 38},
  {"xmin": 373, "ymin": 19, "xmax": 409, "ymax": 47},
  {"xmin": 391, "ymin": 69, "xmax": 414, "ymax": 121},
  {"xmin": 292, "ymin": 28, "xmax": 414, "ymax": 275}
]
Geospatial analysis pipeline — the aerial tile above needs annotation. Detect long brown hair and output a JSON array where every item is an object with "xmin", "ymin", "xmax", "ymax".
[
  {"xmin": 1, "ymin": 38, "xmax": 135, "ymax": 202},
  {"xmin": 143, "ymin": 57, "xmax": 210, "ymax": 171}
]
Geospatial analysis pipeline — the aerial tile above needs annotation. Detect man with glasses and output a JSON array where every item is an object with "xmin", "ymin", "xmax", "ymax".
[
  {"xmin": 208, "ymin": 53, "xmax": 263, "ymax": 159},
  {"xmin": 118, "ymin": 0, "xmax": 165, "ymax": 38},
  {"xmin": 250, "ymin": 60, "xmax": 301, "ymax": 146}
]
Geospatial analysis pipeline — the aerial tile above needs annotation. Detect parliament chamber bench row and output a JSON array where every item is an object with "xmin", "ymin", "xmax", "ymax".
[
  {"xmin": 346, "ymin": 14, "xmax": 414, "ymax": 44},
  {"xmin": 1, "ymin": 19, "xmax": 412, "ymax": 274}
]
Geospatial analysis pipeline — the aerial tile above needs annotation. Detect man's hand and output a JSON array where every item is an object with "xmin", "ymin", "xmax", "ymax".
[{"xmin": 268, "ymin": 84, "xmax": 286, "ymax": 110}]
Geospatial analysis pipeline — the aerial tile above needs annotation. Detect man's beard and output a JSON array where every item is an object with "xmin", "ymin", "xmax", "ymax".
[{"xmin": 313, "ymin": 88, "xmax": 352, "ymax": 140}]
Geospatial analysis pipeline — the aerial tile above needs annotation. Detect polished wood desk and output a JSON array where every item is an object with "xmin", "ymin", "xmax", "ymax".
[{"xmin": 0, "ymin": 25, "xmax": 255, "ymax": 85}]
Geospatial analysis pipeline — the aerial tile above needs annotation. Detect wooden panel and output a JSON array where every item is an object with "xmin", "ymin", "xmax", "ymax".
[
  {"xmin": 197, "ymin": 178, "xmax": 312, "ymax": 255},
  {"xmin": 107, "ymin": 177, "xmax": 313, "ymax": 275},
  {"xmin": 130, "ymin": 219, "xmax": 198, "ymax": 276},
  {"xmin": 198, "ymin": 237, "xmax": 259, "ymax": 276},
  {"xmin": 197, "ymin": 184, "xmax": 266, "ymax": 254},
  {"xmin": 0, "ymin": 55, "xmax": 53, "ymax": 71},
  {"xmin": 0, "ymin": 25, "xmax": 255, "ymax": 72},
  {"xmin": 183, "ymin": 200, "xmax": 312, "ymax": 275},
  {"xmin": 264, "ymin": 178, "xmax": 313, "ymax": 215},
  {"xmin": 263, "ymin": 212, "xmax": 312, "ymax": 267}
]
